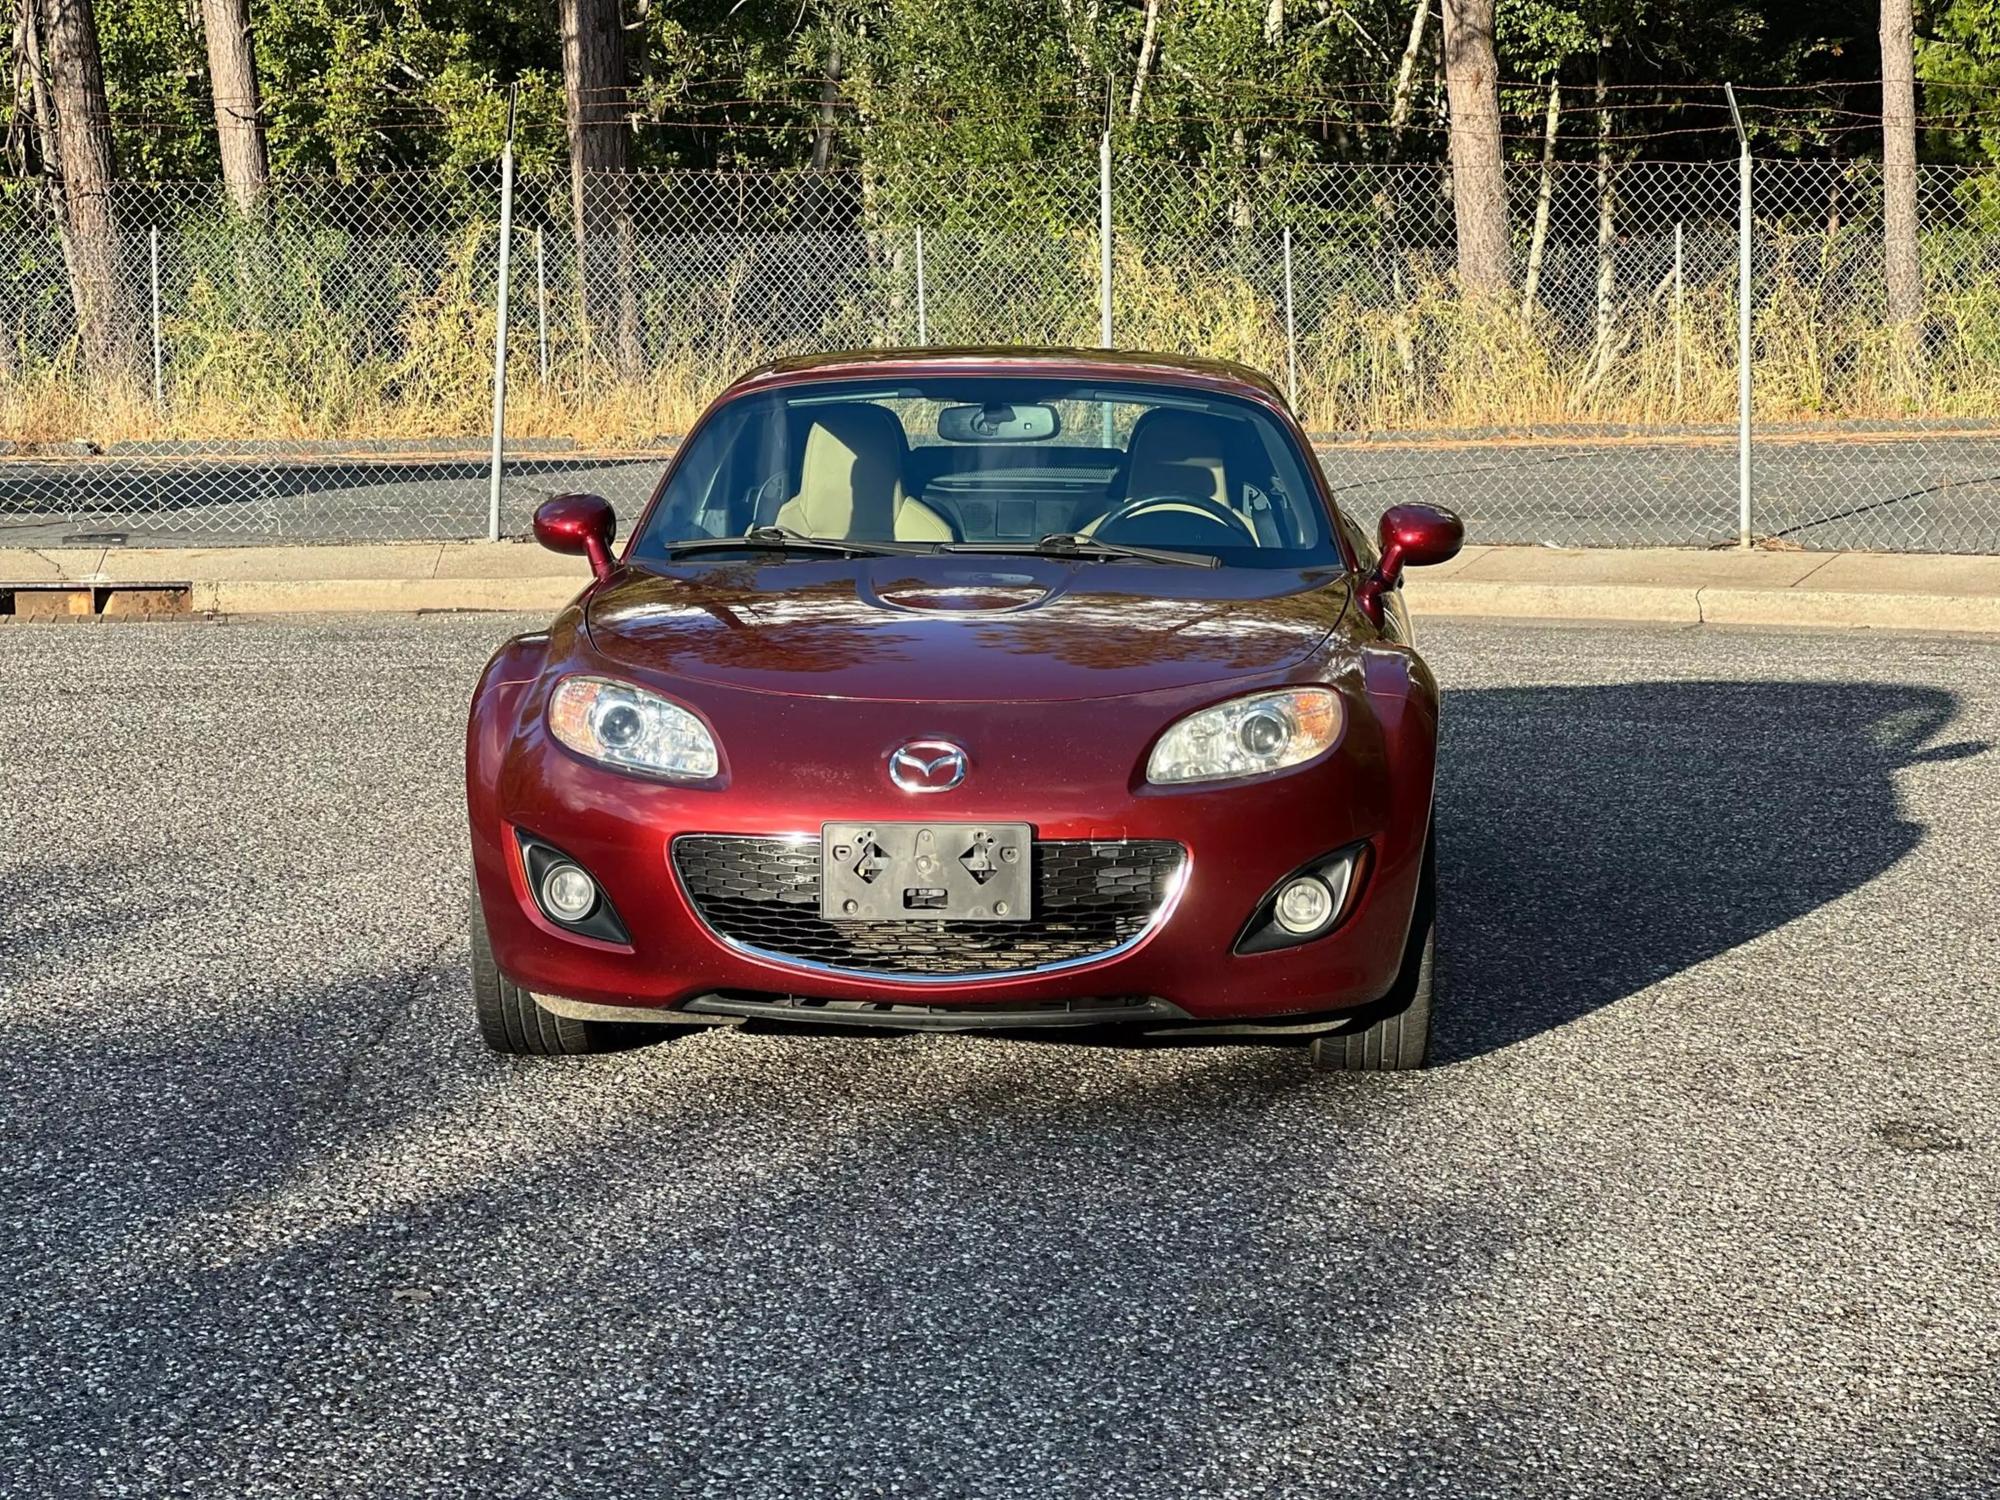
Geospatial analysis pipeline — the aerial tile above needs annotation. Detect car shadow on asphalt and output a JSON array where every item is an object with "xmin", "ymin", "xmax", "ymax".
[
  {"xmin": 744, "ymin": 677, "xmax": 1987, "ymax": 1067},
  {"xmin": 1433, "ymin": 678, "xmax": 1986, "ymax": 1062}
]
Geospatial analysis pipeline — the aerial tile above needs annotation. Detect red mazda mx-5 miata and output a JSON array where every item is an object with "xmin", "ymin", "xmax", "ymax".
[{"xmin": 466, "ymin": 348, "xmax": 1462, "ymax": 1070}]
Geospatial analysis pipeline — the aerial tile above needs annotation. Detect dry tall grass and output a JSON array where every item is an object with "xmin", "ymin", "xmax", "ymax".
[{"xmin": 2, "ymin": 228, "xmax": 1994, "ymax": 449}]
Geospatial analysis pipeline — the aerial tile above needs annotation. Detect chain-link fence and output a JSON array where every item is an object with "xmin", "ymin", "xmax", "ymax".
[{"xmin": 3, "ymin": 157, "xmax": 1999, "ymax": 550}]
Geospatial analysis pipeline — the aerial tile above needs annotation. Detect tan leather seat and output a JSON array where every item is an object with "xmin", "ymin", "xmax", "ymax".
[
  {"xmin": 773, "ymin": 404, "xmax": 953, "ymax": 543},
  {"xmin": 1081, "ymin": 409, "xmax": 1247, "ymax": 537}
]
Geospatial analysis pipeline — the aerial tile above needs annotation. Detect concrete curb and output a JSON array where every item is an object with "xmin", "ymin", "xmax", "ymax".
[
  {"xmin": 1414, "ymin": 581, "xmax": 1705, "ymax": 625},
  {"xmin": 1695, "ymin": 586, "xmax": 2000, "ymax": 632},
  {"xmin": 1412, "ymin": 580, "xmax": 2000, "ymax": 632},
  {"xmin": 202, "ymin": 577, "xmax": 586, "ymax": 614}
]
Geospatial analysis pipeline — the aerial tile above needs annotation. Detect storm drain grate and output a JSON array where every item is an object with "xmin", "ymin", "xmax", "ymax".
[{"xmin": 0, "ymin": 582, "xmax": 193, "ymax": 619}]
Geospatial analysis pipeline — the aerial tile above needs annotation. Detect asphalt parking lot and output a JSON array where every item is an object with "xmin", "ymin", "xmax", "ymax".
[{"xmin": 2, "ymin": 614, "xmax": 1996, "ymax": 1498}]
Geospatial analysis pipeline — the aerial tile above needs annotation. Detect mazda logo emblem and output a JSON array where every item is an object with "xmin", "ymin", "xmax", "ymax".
[{"xmin": 888, "ymin": 739, "xmax": 968, "ymax": 793}]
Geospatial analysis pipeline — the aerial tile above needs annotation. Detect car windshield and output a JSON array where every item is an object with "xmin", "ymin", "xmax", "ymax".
[{"xmin": 628, "ymin": 375, "xmax": 1341, "ymax": 570}]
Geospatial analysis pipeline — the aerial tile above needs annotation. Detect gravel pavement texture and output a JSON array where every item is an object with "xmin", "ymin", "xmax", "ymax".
[{"xmin": 1, "ymin": 615, "xmax": 1996, "ymax": 1498}]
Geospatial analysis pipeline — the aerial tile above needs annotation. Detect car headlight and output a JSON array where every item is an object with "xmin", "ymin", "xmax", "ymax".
[
  {"xmin": 1146, "ymin": 687, "xmax": 1343, "ymax": 786},
  {"xmin": 547, "ymin": 676, "xmax": 719, "ymax": 780}
]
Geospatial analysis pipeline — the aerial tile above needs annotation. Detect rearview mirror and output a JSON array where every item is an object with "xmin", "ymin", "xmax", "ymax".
[
  {"xmin": 533, "ymin": 493, "xmax": 618, "ymax": 580},
  {"xmin": 1356, "ymin": 504, "xmax": 1464, "ymax": 625},
  {"xmin": 937, "ymin": 402, "xmax": 1060, "ymax": 443}
]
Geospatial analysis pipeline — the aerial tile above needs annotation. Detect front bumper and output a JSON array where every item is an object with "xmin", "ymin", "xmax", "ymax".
[{"xmin": 467, "ymin": 664, "xmax": 1437, "ymax": 1027}]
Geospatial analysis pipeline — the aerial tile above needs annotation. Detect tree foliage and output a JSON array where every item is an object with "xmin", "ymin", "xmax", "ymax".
[{"xmin": 1, "ymin": 0, "xmax": 1985, "ymax": 184}]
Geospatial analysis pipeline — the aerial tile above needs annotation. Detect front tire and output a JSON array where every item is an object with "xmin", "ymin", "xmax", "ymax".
[
  {"xmin": 469, "ymin": 894, "xmax": 640, "ymax": 1056},
  {"xmin": 1309, "ymin": 832, "xmax": 1436, "ymax": 1073}
]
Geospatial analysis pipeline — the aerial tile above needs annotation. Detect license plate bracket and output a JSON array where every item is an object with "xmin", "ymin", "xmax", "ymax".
[{"xmin": 820, "ymin": 822, "xmax": 1032, "ymax": 922}]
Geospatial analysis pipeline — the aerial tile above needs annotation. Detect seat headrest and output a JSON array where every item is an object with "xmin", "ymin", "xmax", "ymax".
[
  {"xmin": 801, "ymin": 403, "xmax": 908, "ymax": 476},
  {"xmin": 1125, "ymin": 410, "xmax": 1236, "ymax": 504},
  {"xmin": 793, "ymin": 403, "xmax": 907, "ymax": 534}
]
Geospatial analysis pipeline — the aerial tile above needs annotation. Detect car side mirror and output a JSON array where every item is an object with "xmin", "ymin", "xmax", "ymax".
[
  {"xmin": 533, "ymin": 493, "xmax": 618, "ymax": 580},
  {"xmin": 1356, "ymin": 504, "xmax": 1464, "ymax": 626}
]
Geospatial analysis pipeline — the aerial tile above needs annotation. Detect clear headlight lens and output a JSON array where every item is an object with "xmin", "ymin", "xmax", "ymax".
[
  {"xmin": 547, "ymin": 676, "xmax": 719, "ymax": 780},
  {"xmin": 1146, "ymin": 687, "xmax": 1343, "ymax": 786}
]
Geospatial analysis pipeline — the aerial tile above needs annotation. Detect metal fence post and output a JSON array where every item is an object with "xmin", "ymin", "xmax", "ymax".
[
  {"xmin": 1282, "ymin": 225, "xmax": 1298, "ymax": 409},
  {"xmin": 148, "ymin": 226, "xmax": 163, "ymax": 411},
  {"xmin": 1726, "ymin": 84, "xmax": 1753, "ymax": 548},
  {"xmin": 487, "ymin": 91, "xmax": 517, "ymax": 544},
  {"xmin": 1098, "ymin": 131, "xmax": 1113, "ymax": 348},
  {"xmin": 915, "ymin": 225, "xmax": 928, "ymax": 345},
  {"xmin": 535, "ymin": 225, "xmax": 549, "ymax": 387}
]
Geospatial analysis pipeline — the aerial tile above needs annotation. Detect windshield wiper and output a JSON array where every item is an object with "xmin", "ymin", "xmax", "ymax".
[
  {"xmin": 942, "ymin": 533, "xmax": 1221, "ymax": 569},
  {"xmin": 657, "ymin": 526, "xmax": 938, "ymax": 560}
]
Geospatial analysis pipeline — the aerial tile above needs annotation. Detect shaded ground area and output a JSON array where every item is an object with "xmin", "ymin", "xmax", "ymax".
[
  {"xmin": 1, "ymin": 617, "xmax": 1996, "ymax": 1498},
  {"xmin": 2, "ymin": 428, "xmax": 1999, "ymax": 550}
]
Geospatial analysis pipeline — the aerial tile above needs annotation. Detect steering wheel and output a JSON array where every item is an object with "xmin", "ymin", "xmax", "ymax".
[{"xmin": 1091, "ymin": 491, "xmax": 1258, "ymax": 545}]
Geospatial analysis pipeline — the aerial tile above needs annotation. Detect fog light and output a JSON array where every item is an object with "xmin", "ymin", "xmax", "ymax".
[
  {"xmin": 540, "ymin": 862, "xmax": 597, "ymax": 921},
  {"xmin": 1274, "ymin": 875, "xmax": 1334, "ymax": 936}
]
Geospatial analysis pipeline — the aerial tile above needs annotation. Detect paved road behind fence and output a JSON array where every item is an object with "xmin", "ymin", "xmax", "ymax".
[{"xmin": 4, "ymin": 427, "xmax": 1997, "ymax": 552}]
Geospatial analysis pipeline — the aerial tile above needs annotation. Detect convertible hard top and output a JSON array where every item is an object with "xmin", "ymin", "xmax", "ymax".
[{"xmin": 717, "ymin": 346, "xmax": 1291, "ymax": 411}]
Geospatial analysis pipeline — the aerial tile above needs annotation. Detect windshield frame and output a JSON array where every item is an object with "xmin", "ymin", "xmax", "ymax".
[{"xmin": 621, "ymin": 368, "xmax": 1357, "ymax": 574}]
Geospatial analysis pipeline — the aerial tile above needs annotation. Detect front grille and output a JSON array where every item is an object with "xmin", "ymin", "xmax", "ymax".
[{"xmin": 672, "ymin": 835, "xmax": 1184, "ymax": 978}]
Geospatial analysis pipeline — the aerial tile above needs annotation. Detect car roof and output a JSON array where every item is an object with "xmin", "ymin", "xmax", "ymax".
[{"xmin": 717, "ymin": 346, "xmax": 1291, "ymax": 409}]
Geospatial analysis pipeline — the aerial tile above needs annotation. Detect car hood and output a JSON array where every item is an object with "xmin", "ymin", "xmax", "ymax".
[{"xmin": 584, "ymin": 556, "xmax": 1350, "ymax": 702}]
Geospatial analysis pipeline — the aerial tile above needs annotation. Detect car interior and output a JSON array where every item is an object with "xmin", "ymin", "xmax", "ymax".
[
  {"xmin": 771, "ymin": 402, "xmax": 957, "ymax": 543},
  {"xmin": 763, "ymin": 399, "xmax": 1300, "ymax": 551}
]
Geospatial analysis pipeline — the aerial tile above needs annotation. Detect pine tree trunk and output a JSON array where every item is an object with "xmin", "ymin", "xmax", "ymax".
[
  {"xmin": 1880, "ymin": 0, "xmax": 1921, "ymax": 329},
  {"xmin": 40, "ymin": 0, "xmax": 131, "ymax": 382},
  {"xmin": 1257, "ymin": 0, "xmax": 1282, "ymax": 173},
  {"xmin": 812, "ymin": 40, "xmax": 843, "ymax": 172},
  {"xmin": 1441, "ymin": 0, "xmax": 1509, "ymax": 298},
  {"xmin": 1057, "ymin": 0, "xmax": 1099, "ymax": 101},
  {"xmin": 1591, "ymin": 45, "xmax": 1617, "ymax": 380},
  {"xmin": 1385, "ymin": 0, "xmax": 1429, "ymax": 158},
  {"xmin": 1520, "ymin": 79, "xmax": 1560, "ymax": 321},
  {"xmin": 1377, "ymin": 0, "xmax": 1430, "ymax": 279},
  {"xmin": 560, "ymin": 0, "xmax": 640, "ymax": 375},
  {"xmin": 1128, "ymin": 0, "xmax": 1162, "ymax": 118},
  {"xmin": 1592, "ymin": 45, "xmax": 1624, "ymax": 388},
  {"xmin": 198, "ymin": 0, "xmax": 269, "ymax": 214}
]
